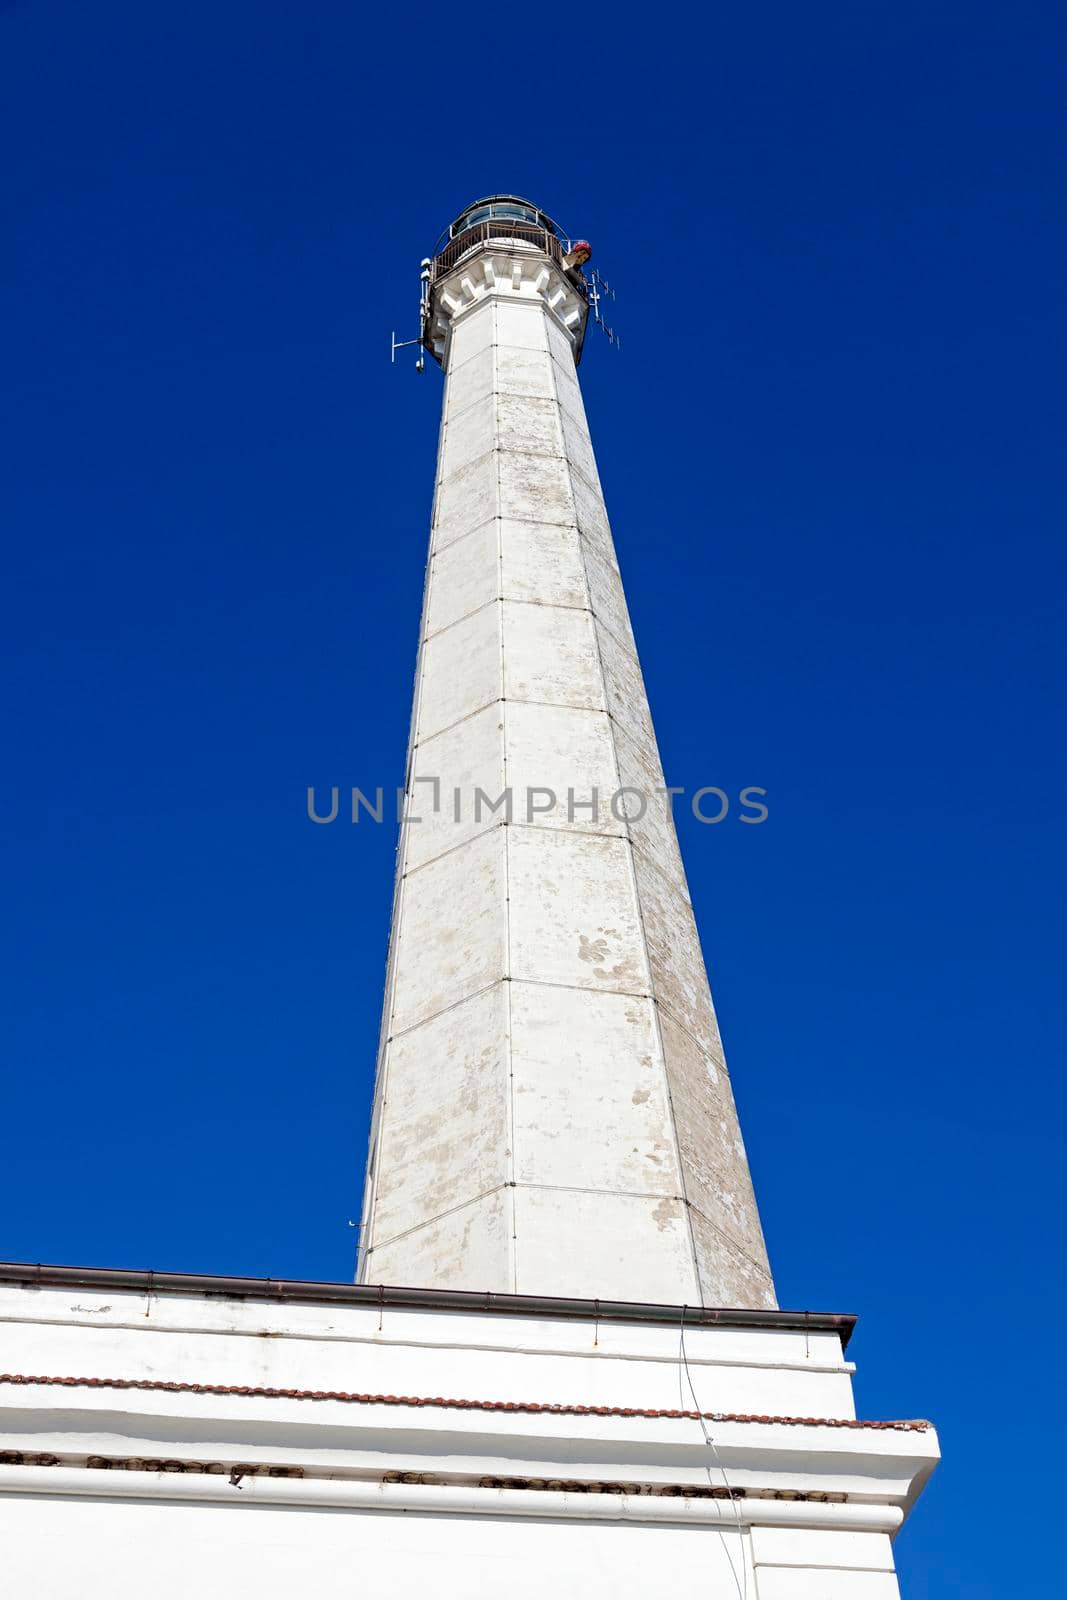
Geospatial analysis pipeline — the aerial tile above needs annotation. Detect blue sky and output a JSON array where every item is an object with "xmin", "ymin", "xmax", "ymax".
[{"xmin": 2, "ymin": 2, "xmax": 1065, "ymax": 1593}]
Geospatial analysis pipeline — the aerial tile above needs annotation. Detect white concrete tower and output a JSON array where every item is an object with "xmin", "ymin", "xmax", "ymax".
[
  {"xmin": 358, "ymin": 196, "xmax": 774, "ymax": 1310},
  {"xmin": 0, "ymin": 197, "xmax": 939, "ymax": 1593}
]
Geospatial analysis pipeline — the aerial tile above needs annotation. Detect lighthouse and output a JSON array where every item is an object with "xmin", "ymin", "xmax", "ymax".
[
  {"xmin": 359, "ymin": 195, "xmax": 774, "ymax": 1309},
  {"xmin": 0, "ymin": 195, "xmax": 939, "ymax": 1600}
]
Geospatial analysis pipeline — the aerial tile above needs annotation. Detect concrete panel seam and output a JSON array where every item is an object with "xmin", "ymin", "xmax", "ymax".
[
  {"xmin": 752, "ymin": 1563, "xmax": 896, "ymax": 1574},
  {"xmin": 437, "ymin": 444, "xmax": 570, "ymax": 495},
  {"xmin": 421, "ymin": 594, "xmax": 501, "ymax": 644},
  {"xmin": 651, "ymin": 998, "xmax": 729, "ymax": 1074},
  {"xmin": 434, "ymin": 506, "xmax": 598, "ymax": 557},
  {"xmin": 505, "ymin": 820, "xmax": 627, "ymax": 847},
  {"xmin": 398, "ymin": 814, "xmax": 631, "ymax": 886},
  {"xmin": 514, "ymin": 1181, "xmax": 688, "ymax": 1204},
  {"xmin": 412, "ymin": 692, "xmax": 505, "ymax": 749},
  {"xmin": 686, "ymin": 1200, "xmax": 778, "ymax": 1281},
  {"xmin": 425, "ymin": 513, "xmax": 498, "ymax": 563},
  {"xmin": 415, "ymin": 691, "xmax": 633, "ymax": 754},
  {"xmin": 627, "ymin": 834, "xmax": 692, "ymax": 905},
  {"xmin": 422, "ymin": 592, "xmax": 599, "ymax": 647},
  {"xmin": 364, "ymin": 1183, "xmax": 511, "ymax": 1256},
  {"xmin": 505, "ymin": 974, "xmax": 651, "ymax": 1002},
  {"xmin": 385, "ymin": 977, "xmax": 507, "ymax": 1044},
  {"xmin": 400, "ymin": 821, "xmax": 507, "ymax": 882}
]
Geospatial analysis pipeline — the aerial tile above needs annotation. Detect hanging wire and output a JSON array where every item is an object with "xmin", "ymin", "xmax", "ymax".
[{"xmin": 678, "ymin": 1306, "xmax": 748, "ymax": 1600}]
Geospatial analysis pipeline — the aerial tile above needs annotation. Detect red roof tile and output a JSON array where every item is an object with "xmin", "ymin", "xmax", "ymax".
[{"xmin": 0, "ymin": 1374, "xmax": 929, "ymax": 1431}]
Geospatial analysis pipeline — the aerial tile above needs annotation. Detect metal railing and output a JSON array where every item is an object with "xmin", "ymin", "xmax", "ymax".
[{"xmin": 430, "ymin": 221, "xmax": 587, "ymax": 302}]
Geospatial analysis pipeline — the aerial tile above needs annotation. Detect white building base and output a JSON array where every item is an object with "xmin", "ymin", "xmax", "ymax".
[{"xmin": 0, "ymin": 1266, "xmax": 937, "ymax": 1598}]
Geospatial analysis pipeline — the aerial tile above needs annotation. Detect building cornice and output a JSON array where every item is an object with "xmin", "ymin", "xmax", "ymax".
[
  {"xmin": 425, "ymin": 240, "xmax": 589, "ymax": 366},
  {"xmin": 0, "ymin": 1464, "xmax": 908, "ymax": 1531},
  {"xmin": 0, "ymin": 1262, "xmax": 856, "ymax": 1347}
]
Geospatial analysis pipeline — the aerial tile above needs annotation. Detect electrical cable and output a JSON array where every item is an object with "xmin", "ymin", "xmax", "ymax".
[{"xmin": 679, "ymin": 1305, "xmax": 748, "ymax": 1600}]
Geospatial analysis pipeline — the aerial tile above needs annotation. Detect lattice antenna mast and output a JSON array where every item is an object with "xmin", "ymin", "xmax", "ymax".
[{"xmin": 585, "ymin": 266, "xmax": 620, "ymax": 349}]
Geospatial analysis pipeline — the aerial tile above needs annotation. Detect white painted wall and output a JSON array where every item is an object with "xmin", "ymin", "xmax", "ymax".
[
  {"xmin": 1, "ymin": 1495, "xmax": 753, "ymax": 1600},
  {"xmin": 0, "ymin": 1280, "xmax": 936, "ymax": 1599}
]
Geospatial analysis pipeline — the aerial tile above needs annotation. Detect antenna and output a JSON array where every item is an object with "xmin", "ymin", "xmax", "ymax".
[
  {"xmin": 390, "ymin": 258, "xmax": 432, "ymax": 372},
  {"xmin": 586, "ymin": 267, "xmax": 620, "ymax": 349},
  {"xmin": 391, "ymin": 330, "xmax": 425, "ymax": 371}
]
